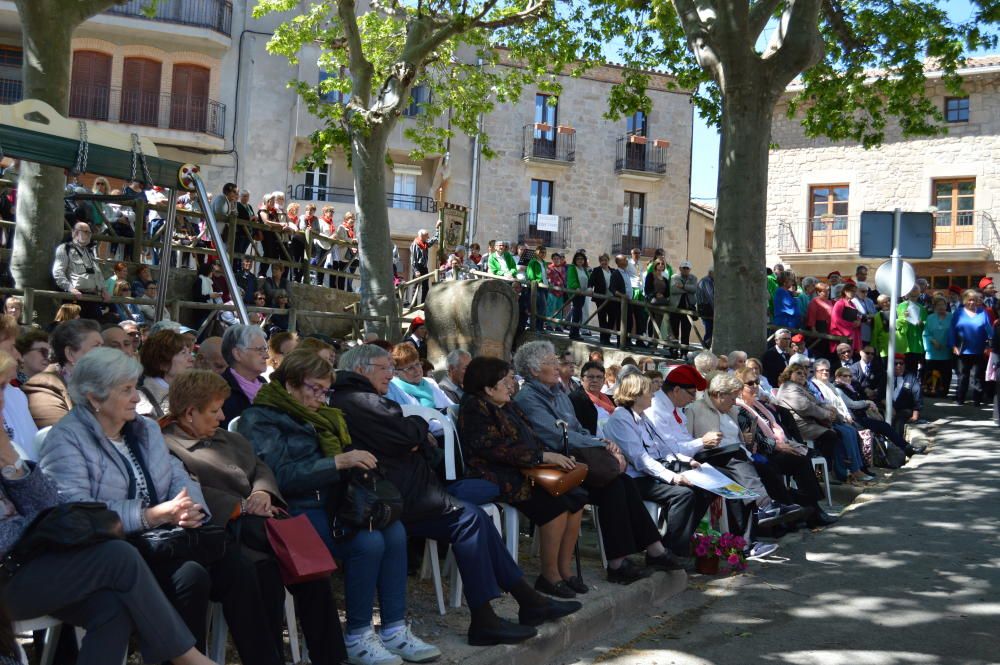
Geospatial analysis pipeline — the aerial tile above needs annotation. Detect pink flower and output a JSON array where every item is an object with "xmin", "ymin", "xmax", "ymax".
[{"xmin": 728, "ymin": 554, "xmax": 741, "ymax": 566}]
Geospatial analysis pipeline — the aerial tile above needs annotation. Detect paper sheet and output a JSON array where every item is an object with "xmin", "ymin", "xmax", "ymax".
[{"xmin": 680, "ymin": 463, "xmax": 760, "ymax": 500}]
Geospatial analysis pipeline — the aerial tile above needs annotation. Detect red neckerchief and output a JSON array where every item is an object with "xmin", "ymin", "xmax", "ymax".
[
  {"xmin": 415, "ymin": 237, "xmax": 428, "ymax": 250},
  {"xmin": 303, "ymin": 215, "xmax": 317, "ymax": 229},
  {"xmin": 340, "ymin": 223, "xmax": 355, "ymax": 240},
  {"xmin": 587, "ymin": 389, "xmax": 615, "ymax": 414}
]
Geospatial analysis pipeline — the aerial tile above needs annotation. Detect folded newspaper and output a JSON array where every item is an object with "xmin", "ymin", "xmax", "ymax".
[{"xmin": 680, "ymin": 463, "xmax": 759, "ymax": 500}]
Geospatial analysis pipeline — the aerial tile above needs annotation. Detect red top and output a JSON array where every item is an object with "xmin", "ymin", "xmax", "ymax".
[{"xmin": 829, "ymin": 297, "xmax": 861, "ymax": 352}]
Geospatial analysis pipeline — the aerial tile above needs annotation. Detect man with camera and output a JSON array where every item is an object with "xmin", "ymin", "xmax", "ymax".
[{"xmin": 52, "ymin": 221, "xmax": 109, "ymax": 320}]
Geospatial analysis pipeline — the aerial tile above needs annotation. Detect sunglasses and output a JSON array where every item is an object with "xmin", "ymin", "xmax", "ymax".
[{"xmin": 745, "ymin": 380, "xmax": 759, "ymax": 386}]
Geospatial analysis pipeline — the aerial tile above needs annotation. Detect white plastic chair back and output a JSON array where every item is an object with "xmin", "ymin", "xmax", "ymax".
[
  {"xmin": 227, "ymin": 416, "xmax": 241, "ymax": 433},
  {"xmin": 34, "ymin": 425, "xmax": 52, "ymax": 452},
  {"xmin": 401, "ymin": 404, "xmax": 458, "ymax": 480}
]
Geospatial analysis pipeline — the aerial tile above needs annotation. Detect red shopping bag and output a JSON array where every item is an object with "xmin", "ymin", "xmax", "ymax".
[{"xmin": 265, "ymin": 512, "xmax": 337, "ymax": 585}]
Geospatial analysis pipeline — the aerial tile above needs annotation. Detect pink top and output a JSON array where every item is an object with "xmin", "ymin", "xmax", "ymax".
[
  {"xmin": 829, "ymin": 298, "xmax": 861, "ymax": 352},
  {"xmin": 232, "ymin": 370, "xmax": 263, "ymax": 403}
]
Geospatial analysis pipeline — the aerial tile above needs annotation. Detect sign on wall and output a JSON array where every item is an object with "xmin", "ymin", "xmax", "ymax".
[
  {"xmin": 438, "ymin": 202, "xmax": 469, "ymax": 260},
  {"xmin": 536, "ymin": 213, "xmax": 559, "ymax": 232}
]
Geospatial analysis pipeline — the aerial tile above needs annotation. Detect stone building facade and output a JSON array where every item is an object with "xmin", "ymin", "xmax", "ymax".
[{"xmin": 766, "ymin": 56, "xmax": 1000, "ymax": 291}]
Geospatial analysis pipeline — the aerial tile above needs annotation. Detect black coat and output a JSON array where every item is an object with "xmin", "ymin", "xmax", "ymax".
[
  {"xmin": 850, "ymin": 358, "xmax": 887, "ymax": 398},
  {"xmin": 587, "ymin": 267, "xmax": 610, "ymax": 295},
  {"xmin": 221, "ymin": 367, "xmax": 266, "ymax": 427},
  {"xmin": 329, "ymin": 371, "xmax": 460, "ymax": 523},
  {"xmin": 762, "ymin": 345, "xmax": 791, "ymax": 388},
  {"xmin": 568, "ymin": 386, "xmax": 599, "ymax": 436}
]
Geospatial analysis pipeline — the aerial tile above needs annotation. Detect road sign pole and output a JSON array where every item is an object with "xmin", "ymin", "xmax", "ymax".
[{"xmin": 885, "ymin": 208, "xmax": 902, "ymax": 423}]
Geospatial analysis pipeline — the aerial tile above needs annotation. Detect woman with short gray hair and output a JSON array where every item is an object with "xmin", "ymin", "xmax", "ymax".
[
  {"xmin": 23, "ymin": 318, "xmax": 103, "ymax": 427},
  {"xmin": 338, "ymin": 341, "xmax": 390, "ymax": 373},
  {"xmin": 40, "ymin": 347, "xmax": 286, "ymax": 665},
  {"xmin": 220, "ymin": 324, "xmax": 269, "ymax": 426}
]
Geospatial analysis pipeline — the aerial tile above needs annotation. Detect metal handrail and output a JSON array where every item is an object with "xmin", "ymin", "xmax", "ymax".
[
  {"xmin": 66, "ymin": 84, "xmax": 226, "ymax": 138},
  {"xmin": 106, "ymin": 0, "xmax": 233, "ymax": 35},
  {"xmin": 288, "ymin": 184, "xmax": 438, "ymax": 213}
]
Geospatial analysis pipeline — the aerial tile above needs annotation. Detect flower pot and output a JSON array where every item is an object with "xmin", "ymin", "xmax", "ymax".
[
  {"xmin": 653, "ymin": 138, "xmax": 671, "ymax": 149},
  {"xmin": 695, "ymin": 555, "xmax": 720, "ymax": 575},
  {"xmin": 557, "ymin": 125, "xmax": 575, "ymax": 134},
  {"xmin": 534, "ymin": 122, "xmax": 552, "ymax": 132},
  {"xmin": 628, "ymin": 135, "xmax": 648, "ymax": 145}
]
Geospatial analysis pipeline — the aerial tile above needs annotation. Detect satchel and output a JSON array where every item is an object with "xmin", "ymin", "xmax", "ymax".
[
  {"xmin": 333, "ymin": 468, "xmax": 403, "ymax": 534},
  {"xmin": 0, "ymin": 502, "xmax": 123, "ymax": 578},
  {"xmin": 573, "ymin": 446, "xmax": 621, "ymax": 488},
  {"xmin": 521, "ymin": 463, "xmax": 589, "ymax": 497},
  {"xmin": 871, "ymin": 432, "xmax": 905, "ymax": 469},
  {"xmin": 265, "ymin": 511, "xmax": 337, "ymax": 585},
  {"xmin": 129, "ymin": 524, "xmax": 227, "ymax": 567}
]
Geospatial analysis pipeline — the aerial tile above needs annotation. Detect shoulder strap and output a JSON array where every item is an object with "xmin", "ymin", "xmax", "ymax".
[{"xmin": 139, "ymin": 385, "xmax": 164, "ymax": 419}]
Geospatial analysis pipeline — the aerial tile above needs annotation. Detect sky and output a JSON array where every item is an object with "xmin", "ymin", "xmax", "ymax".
[{"xmin": 688, "ymin": 0, "xmax": 995, "ymax": 206}]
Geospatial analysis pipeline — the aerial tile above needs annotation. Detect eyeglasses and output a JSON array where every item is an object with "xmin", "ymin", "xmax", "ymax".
[
  {"xmin": 366, "ymin": 362, "xmax": 394, "ymax": 373},
  {"xmin": 683, "ymin": 388, "xmax": 697, "ymax": 397},
  {"xmin": 744, "ymin": 380, "xmax": 759, "ymax": 386},
  {"xmin": 244, "ymin": 345, "xmax": 268, "ymax": 356},
  {"xmin": 583, "ymin": 373, "xmax": 605, "ymax": 381},
  {"xmin": 815, "ymin": 368, "xmax": 830, "ymax": 373},
  {"xmin": 303, "ymin": 381, "xmax": 333, "ymax": 399},
  {"xmin": 396, "ymin": 362, "xmax": 422, "ymax": 374}
]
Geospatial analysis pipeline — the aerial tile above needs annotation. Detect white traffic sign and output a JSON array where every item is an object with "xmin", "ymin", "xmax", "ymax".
[{"xmin": 875, "ymin": 259, "xmax": 915, "ymax": 296}]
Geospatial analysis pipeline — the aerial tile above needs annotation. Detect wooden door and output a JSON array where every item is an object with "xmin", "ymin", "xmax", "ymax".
[
  {"xmin": 808, "ymin": 185, "xmax": 849, "ymax": 251},
  {"xmin": 69, "ymin": 51, "xmax": 112, "ymax": 120},
  {"xmin": 933, "ymin": 179, "xmax": 976, "ymax": 247},
  {"xmin": 170, "ymin": 64, "xmax": 210, "ymax": 131},
  {"xmin": 622, "ymin": 191, "xmax": 645, "ymax": 250},
  {"xmin": 120, "ymin": 58, "xmax": 161, "ymax": 126}
]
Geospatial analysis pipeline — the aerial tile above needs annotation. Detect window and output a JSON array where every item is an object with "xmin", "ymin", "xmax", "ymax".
[
  {"xmin": 393, "ymin": 172, "xmax": 417, "ymax": 210},
  {"xmin": 402, "ymin": 85, "xmax": 431, "ymax": 117},
  {"xmin": 120, "ymin": 58, "xmax": 162, "ymax": 126},
  {"xmin": 532, "ymin": 94, "xmax": 558, "ymax": 158},
  {"xmin": 319, "ymin": 68, "xmax": 349, "ymax": 104},
  {"xmin": 808, "ymin": 184, "xmax": 849, "ymax": 251},
  {"xmin": 621, "ymin": 191, "xmax": 646, "ymax": 250},
  {"xmin": 530, "ymin": 179, "xmax": 554, "ymax": 215},
  {"xmin": 704, "ymin": 228, "xmax": 714, "ymax": 250},
  {"xmin": 0, "ymin": 46, "xmax": 22, "ymax": 105},
  {"xmin": 303, "ymin": 164, "xmax": 329, "ymax": 201},
  {"xmin": 69, "ymin": 51, "xmax": 112, "ymax": 121},
  {"xmin": 945, "ymin": 97, "xmax": 969, "ymax": 123},
  {"xmin": 933, "ymin": 178, "xmax": 976, "ymax": 246},
  {"xmin": 170, "ymin": 64, "xmax": 209, "ymax": 132},
  {"xmin": 626, "ymin": 111, "xmax": 647, "ymax": 137}
]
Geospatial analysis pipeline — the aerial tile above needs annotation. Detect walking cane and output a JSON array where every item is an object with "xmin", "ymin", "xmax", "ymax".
[{"xmin": 556, "ymin": 419, "xmax": 583, "ymax": 582}]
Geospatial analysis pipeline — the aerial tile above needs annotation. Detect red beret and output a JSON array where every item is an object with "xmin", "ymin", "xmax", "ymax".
[
  {"xmin": 894, "ymin": 353, "xmax": 906, "ymax": 361},
  {"xmin": 948, "ymin": 285, "xmax": 963, "ymax": 294},
  {"xmin": 791, "ymin": 334, "xmax": 805, "ymax": 343},
  {"xmin": 979, "ymin": 277, "xmax": 993, "ymax": 289},
  {"xmin": 412, "ymin": 316, "xmax": 425, "ymax": 325},
  {"xmin": 666, "ymin": 364, "xmax": 708, "ymax": 391},
  {"xmin": 827, "ymin": 271, "xmax": 841, "ymax": 278},
  {"xmin": 843, "ymin": 277, "xmax": 856, "ymax": 285}
]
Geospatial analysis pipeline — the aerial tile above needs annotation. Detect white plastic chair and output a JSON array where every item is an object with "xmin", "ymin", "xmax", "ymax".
[
  {"xmin": 227, "ymin": 416, "xmax": 241, "ymax": 433},
  {"xmin": 803, "ymin": 440, "xmax": 834, "ymax": 507},
  {"xmin": 14, "ymin": 616, "xmax": 62, "ymax": 665},
  {"xmin": 34, "ymin": 425, "xmax": 51, "ymax": 451}
]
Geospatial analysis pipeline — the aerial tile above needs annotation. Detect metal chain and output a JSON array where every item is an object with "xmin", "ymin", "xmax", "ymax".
[
  {"xmin": 134, "ymin": 133, "xmax": 152, "ymax": 186},
  {"xmin": 72, "ymin": 121, "xmax": 88, "ymax": 175},
  {"xmin": 130, "ymin": 133, "xmax": 138, "ymax": 182}
]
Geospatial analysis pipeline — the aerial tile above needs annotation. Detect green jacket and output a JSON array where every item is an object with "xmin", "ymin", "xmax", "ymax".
[
  {"xmin": 566, "ymin": 265, "xmax": 589, "ymax": 291},
  {"xmin": 767, "ymin": 273, "xmax": 778, "ymax": 315},
  {"xmin": 525, "ymin": 258, "xmax": 547, "ymax": 283},
  {"xmin": 896, "ymin": 301, "xmax": 927, "ymax": 354},
  {"xmin": 872, "ymin": 309, "xmax": 908, "ymax": 357},
  {"xmin": 487, "ymin": 252, "xmax": 517, "ymax": 277}
]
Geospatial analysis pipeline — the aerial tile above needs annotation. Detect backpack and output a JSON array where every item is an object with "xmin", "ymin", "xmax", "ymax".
[{"xmin": 870, "ymin": 431, "xmax": 905, "ymax": 469}]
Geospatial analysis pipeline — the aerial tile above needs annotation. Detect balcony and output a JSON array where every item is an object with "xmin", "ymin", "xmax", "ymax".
[
  {"xmin": 614, "ymin": 136, "xmax": 667, "ymax": 178},
  {"xmin": 0, "ymin": 78, "xmax": 20, "ymax": 105},
  {"xmin": 67, "ymin": 85, "xmax": 226, "ymax": 138},
  {"xmin": 105, "ymin": 0, "xmax": 232, "ymax": 36},
  {"xmin": 517, "ymin": 212, "xmax": 572, "ymax": 249},
  {"xmin": 775, "ymin": 211, "xmax": 1000, "ymax": 261},
  {"xmin": 522, "ymin": 124, "xmax": 575, "ymax": 163},
  {"xmin": 610, "ymin": 223, "xmax": 663, "ymax": 255},
  {"xmin": 289, "ymin": 185, "xmax": 438, "ymax": 213}
]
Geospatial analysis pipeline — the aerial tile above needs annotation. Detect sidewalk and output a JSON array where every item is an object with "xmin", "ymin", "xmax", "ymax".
[{"xmin": 562, "ymin": 399, "xmax": 1000, "ymax": 665}]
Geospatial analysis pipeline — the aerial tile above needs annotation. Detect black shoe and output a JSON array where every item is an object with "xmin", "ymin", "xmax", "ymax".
[
  {"xmin": 905, "ymin": 444, "xmax": 928, "ymax": 456},
  {"xmin": 607, "ymin": 558, "xmax": 652, "ymax": 585},
  {"xmin": 644, "ymin": 552, "xmax": 685, "ymax": 572},
  {"xmin": 468, "ymin": 618, "xmax": 537, "ymax": 646},
  {"xmin": 518, "ymin": 598, "xmax": 582, "ymax": 626},
  {"xmin": 806, "ymin": 509, "xmax": 839, "ymax": 527},
  {"xmin": 534, "ymin": 575, "xmax": 576, "ymax": 599},
  {"xmin": 562, "ymin": 576, "xmax": 589, "ymax": 594}
]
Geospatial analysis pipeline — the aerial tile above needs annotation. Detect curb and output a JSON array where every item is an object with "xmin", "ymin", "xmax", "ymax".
[{"xmin": 460, "ymin": 571, "xmax": 688, "ymax": 665}]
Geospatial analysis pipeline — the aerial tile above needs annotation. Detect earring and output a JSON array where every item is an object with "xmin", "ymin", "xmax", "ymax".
[
  {"xmin": 188, "ymin": 417, "xmax": 194, "ymax": 424},
  {"xmin": 94, "ymin": 405, "xmax": 100, "ymax": 414}
]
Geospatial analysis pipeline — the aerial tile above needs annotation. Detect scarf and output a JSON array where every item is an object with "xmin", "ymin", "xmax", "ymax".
[
  {"xmin": 392, "ymin": 377, "xmax": 436, "ymax": 408},
  {"xmin": 253, "ymin": 381, "xmax": 351, "ymax": 458},
  {"xmin": 340, "ymin": 223, "xmax": 355, "ymax": 240},
  {"xmin": 414, "ymin": 237, "xmax": 428, "ymax": 250},
  {"xmin": 736, "ymin": 399, "xmax": 786, "ymax": 445},
  {"xmin": 586, "ymin": 389, "xmax": 615, "ymax": 414}
]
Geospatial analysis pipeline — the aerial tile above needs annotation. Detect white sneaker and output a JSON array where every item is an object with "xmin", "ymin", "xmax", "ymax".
[
  {"xmin": 381, "ymin": 624, "xmax": 441, "ymax": 663},
  {"xmin": 746, "ymin": 541, "xmax": 779, "ymax": 560},
  {"xmin": 346, "ymin": 629, "xmax": 403, "ymax": 665}
]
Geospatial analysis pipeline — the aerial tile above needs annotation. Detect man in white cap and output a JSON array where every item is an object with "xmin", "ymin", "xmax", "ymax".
[{"xmin": 668, "ymin": 260, "xmax": 698, "ymax": 350}]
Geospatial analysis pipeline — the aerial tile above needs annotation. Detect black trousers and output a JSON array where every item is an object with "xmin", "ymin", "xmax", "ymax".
[
  {"xmin": 3, "ymin": 540, "xmax": 194, "ymax": 665},
  {"xmin": 146, "ymin": 543, "xmax": 282, "ymax": 665},
  {"xmin": 259, "ymin": 231, "xmax": 281, "ymax": 277},
  {"xmin": 753, "ymin": 450, "xmax": 822, "ymax": 508},
  {"xmin": 669, "ymin": 312, "xmax": 691, "ymax": 346},
  {"xmin": 285, "ymin": 236, "xmax": 307, "ymax": 282},
  {"xmin": 255, "ymin": 560, "xmax": 347, "ymax": 665},
  {"xmin": 628, "ymin": 301, "xmax": 647, "ymax": 342},
  {"xmin": 600, "ymin": 298, "xmax": 618, "ymax": 345},
  {"xmin": 857, "ymin": 416, "xmax": 909, "ymax": 452},
  {"xmin": 632, "ymin": 476, "xmax": 713, "ymax": 557},
  {"xmin": 713, "ymin": 454, "xmax": 764, "ymax": 543},
  {"xmin": 583, "ymin": 474, "xmax": 661, "ymax": 561},
  {"xmin": 956, "ymin": 353, "xmax": 986, "ymax": 404}
]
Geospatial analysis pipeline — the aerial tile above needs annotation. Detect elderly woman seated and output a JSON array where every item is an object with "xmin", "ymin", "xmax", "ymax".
[
  {"xmin": 23, "ymin": 318, "xmax": 103, "ymax": 427},
  {"xmin": 775, "ymin": 363, "xmax": 873, "ymax": 484},
  {"xmin": 329, "ymin": 344, "xmax": 581, "ymax": 648},
  {"xmin": 833, "ymin": 366, "xmax": 925, "ymax": 456},
  {"xmin": 220, "ymin": 324, "xmax": 269, "ymax": 426},
  {"xmin": 685, "ymin": 373, "xmax": 790, "ymax": 556},
  {"xmin": 137, "ymin": 330, "xmax": 193, "ymax": 418},
  {"xmin": 162, "ymin": 369, "xmax": 347, "ymax": 665},
  {"xmin": 512, "ymin": 341, "xmax": 680, "ymax": 583},
  {"xmin": 806, "ymin": 359, "xmax": 876, "ymax": 483},
  {"xmin": 39, "ymin": 348, "xmax": 284, "ymax": 665},
  {"xmin": 238, "ymin": 348, "xmax": 441, "ymax": 665},
  {"xmin": 602, "ymin": 372, "xmax": 712, "ymax": 565},
  {"xmin": 0, "ymin": 349, "xmax": 219, "ymax": 665},
  {"xmin": 568, "ymin": 360, "xmax": 616, "ymax": 436},
  {"xmin": 458, "ymin": 356, "xmax": 585, "ymax": 598},
  {"xmin": 733, "ymin": 367, "xmax": 838, "ymax": 527},
  {"xmin": 387, "ymin": 342, "xmax": 454, "ymax": 409}
]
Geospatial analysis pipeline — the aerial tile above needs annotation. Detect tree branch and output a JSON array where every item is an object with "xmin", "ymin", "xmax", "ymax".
[
  {"xmin": 671, "ymin": 0, "xmax": 722, "ymax": 76},
  {"xmin": 765, "ymin": 0, "xmax": 823, "ymax": 81},
  {"xmin": 748, "ymin": 0, "xmax": 783, "ymax": 41},
  {"xmin": 371, "ymin": 0, "xmax": 408, "ymax": 20},
  {"xmin": 337, "ymin": 0, "xmax": 374, "ymax": 105},
  {"xmin": 821, "ymin": 0, "xmax": 863, "ymax": 54},
  {"xmin": 472, "ymin": 0, "xmax": 548, "ymax": 30}
]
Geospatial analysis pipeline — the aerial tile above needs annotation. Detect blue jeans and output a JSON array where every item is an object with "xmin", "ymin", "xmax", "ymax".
[
  {"xmin": 301, "ymin": 508, "xmax": 407, "ymax": 634},
  {"xmin": 832, "ymin": 423, "xmax": 864, "ymax": 477},
  {"xmin": 446, "ymin": 479, "xmax": 500, "ymax": 505},
  {"xmin": 405, "ymin": 501, "xmax": 523, "ymax": 609}
]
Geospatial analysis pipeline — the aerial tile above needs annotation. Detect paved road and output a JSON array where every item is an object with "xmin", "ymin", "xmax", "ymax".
[{"xmin": 567, "ymin": 403, "xmax": 1000, "ymax": 665}]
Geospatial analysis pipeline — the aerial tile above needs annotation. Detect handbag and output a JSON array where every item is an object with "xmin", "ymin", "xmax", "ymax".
[
  {"xmin": 265, "ymin": 511, "xmax": 337, "ymax": 585},
  {"xmin": 870, "ymin": 432, "xmax": 905, "ymax": 469},
  {"xmin": 333, "ymin": 468, "xmax": 403, "ymax": 533},
  {"xmin": 521, "ymin": 463, "xmax": 589, "ymax": 497},
  {"xmin": 129, "ymin": 524, "xmax": 228, "ymax": 567},
  {"xmin": 573, "ymin": 446, "xmax": 621, "ymax": 488},
  {"xmin": 0, "ymin": 502, "xmax": 123, "ymax": 578}
]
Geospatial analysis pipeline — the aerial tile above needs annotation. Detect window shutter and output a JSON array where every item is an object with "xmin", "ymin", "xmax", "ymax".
[
  {"xmin": 171, "ymin": 64, "xmax": 210, "ymax": 131},
  {"xmin": 121, "ymin": 58, "xmax": 161, "ymax": 126},
  {"xmin": 70, "ymin": 51, "xmax": 112, "ymax": 120}
]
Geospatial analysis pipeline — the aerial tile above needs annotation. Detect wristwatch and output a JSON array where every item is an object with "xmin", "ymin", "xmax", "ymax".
[{"xmin": 1, "ymin": 458, "xmax": 25, "ymax": 479}]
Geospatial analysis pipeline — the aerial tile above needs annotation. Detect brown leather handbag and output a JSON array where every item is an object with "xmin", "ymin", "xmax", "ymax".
[{"xmin": 521, "ymin": 463, "xmax": 589, "ymax": 497}]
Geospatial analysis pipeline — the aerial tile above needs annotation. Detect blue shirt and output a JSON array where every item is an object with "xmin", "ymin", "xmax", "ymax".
[
  {"xmin": 773, "ymin": 288, "xmax": 800, "ymax": 328},
  {"xmin": 949, "ymin": 307, "xmax": 992, "ymax": 355}
]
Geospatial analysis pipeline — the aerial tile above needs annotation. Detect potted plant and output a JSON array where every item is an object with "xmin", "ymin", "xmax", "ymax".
[
  {"xmin": 534, "ymin": 122, "xmax": 552, "ymax": 132},
  {"xmin": 557, "ymin": 125, "xmax": 575, "ymax": 134},
  {"xmin": 628, "ymin": 134, "xmax": 647, "ymax": 145},
  {"xmin": 653, "ymin": 138, "xmax": 671, "ymax": 149},
  {"xmin": 692, "ymin": 528, "xmax": 748, "ymax": 575}
]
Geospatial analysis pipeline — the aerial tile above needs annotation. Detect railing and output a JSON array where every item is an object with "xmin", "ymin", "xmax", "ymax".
[
  {"xmin": 0, "ymin": 78, "xmax": 21, "ymax": 105},
  {"xmin": 775, "ymin": 211, "xmax": 1000, "ymax": 254},
  {"xmin": 610, "ymin": 223, "xmax": 663, "ymax": 255},
  {"xmin": 517, "ymin": 212, "xmax": 571, "ymax": 249},
  {"xmin": 105, "ymin": 0, "xmax": 233, "ymax": 36},
  {"xmin": 67, "ymin": 84, "xmax": 226, "ymax": 138},
  {"xmin": 521, "ymin": 125, "xmax": 575, "ymax": 162},
  {"xmin": 614, "ymin": 136, "xmax": 666, "ymax": 174},
  {"xmin": 288, "ymin": 184, "xmax": 438, "ymax": 213}
]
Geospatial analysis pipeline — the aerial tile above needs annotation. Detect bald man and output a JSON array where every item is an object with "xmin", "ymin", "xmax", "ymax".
[{"xmin": 194, "ymin": 336, "xmax": 227, "ymax": 374}]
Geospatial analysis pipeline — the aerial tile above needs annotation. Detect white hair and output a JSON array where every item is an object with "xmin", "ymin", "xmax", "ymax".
[
  {"xmin": 707, "ymin": 372, "xmax": 743, "ymax": 396},
  {"xmin": 68, "ymin": 347, "xmax": 142, "ymax": 408},
  {"xmin": 222, "ymin": 324, "xmax": 267, "ymax": 366},
  {"xmin": 338, "ymin": 343, "xmax": 390, "ymax": 373},
  {"xmin": 513, "ymin": 340, "xmax": 555, "ymax": 379},
  {"xmin": 446, "ymin": 349, "xmax": 472, "ymax": 369}
]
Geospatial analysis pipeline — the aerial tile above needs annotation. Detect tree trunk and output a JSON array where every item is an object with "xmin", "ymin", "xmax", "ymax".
[
  {"xmin": 352, "ymin": 128, "xmax": 397, "ymax": 339},
  {"xmin": 12, "ymin": 3, "xmax": 77, "ymax": 293},
  {"xmin": 712, "ymin": 83, "xmax": 777, "ymax": 356}
]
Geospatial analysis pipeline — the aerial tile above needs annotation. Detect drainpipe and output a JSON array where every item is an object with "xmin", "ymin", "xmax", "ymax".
[
  {"xmin": 684, "ymin": 95, "xmax": 695, "ymax": 260},
  {"xmin": 466, "ymin": 58, "xmax": 484, "ymax": 244}
]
